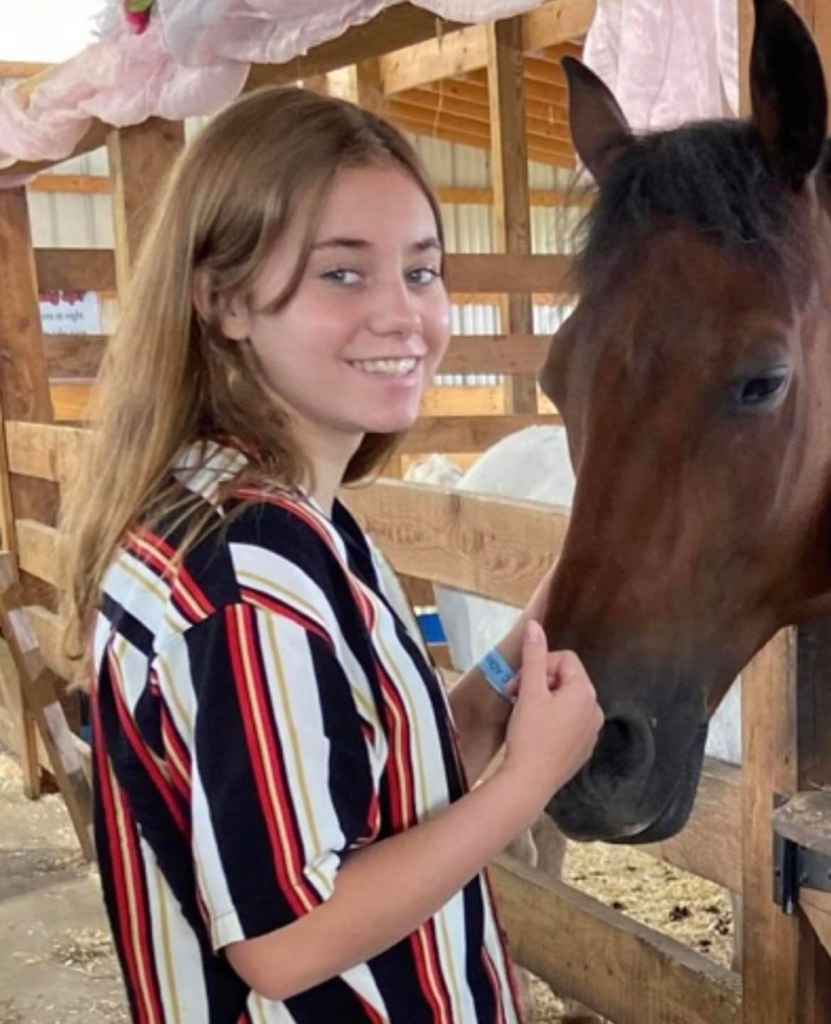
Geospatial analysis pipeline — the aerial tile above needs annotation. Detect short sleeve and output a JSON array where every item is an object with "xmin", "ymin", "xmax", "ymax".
[{"xmin": 153, "ymin": 601, "xmax": 379, "ymax": 952}]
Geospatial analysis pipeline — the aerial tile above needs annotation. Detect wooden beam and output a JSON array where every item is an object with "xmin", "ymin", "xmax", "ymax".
[
  {"xmin": 379, "ymin": 0, "xmax": 596, "ymax": 94},
  {"xmin": 34, "ymin": 248, "xmax": 116, "ymax": 294},
  {"xmin": 435, "ymin": 185, "xmax": 591, "ymax": 207},
  {"xmin": 439, "ymin": 334, "xmax": 549, "ymax": 375},
  {"xmin": 408, "ymin": 81, "xmax": 570, "ymax": 129},
  {"xmin": 108, "ymin": 118, "xmax": 185, "ymax": 294},
  {"xmin": 391, "ymin": 94, "xmax": 574, "ymax": 145},
  {"xmin": 380, "ymin": 23, "xmax": 489, "ymax": 93},
  {"xmin": 456, "ymin": 69, "xmax": 568, "ymax": 106},
  {"xmin": 245, "ymin": 5, "xmax": 458, "ymax": 90},
  {"xmin": 419, "ymin": 385, "xmax": 505, "ymax": 417},
  {"xmin": 28, "ymin": 173, "xmax": 111, "ymax": 195},
  {"xmin": 444, "ymin": 253, "xmax": 574, "ymax": 294},
  {"xmin": 488, "ymin": 17, "xmax": 537, "ymax": 414},
  {"xmin": 0, "ymin": 119, "xmax": 111, "ymax": 188},
  {"xmin": 32, "ymin": 250, "xmax": 577, "ymax": 298},
  {"xmin": 393, "ymin": 110, "xmax": 573, "ymax": 167},
  {"xmin": 50, "ymin": 382, "xmax": 93, "ymax": 423},
  {"xmin": 0, "ymin": 61, "xmax": 54, "ymax": 79},
  {"xmin": 491, "ymin": 856, "xmax": 740, "ymax": 1024},
  {"xmin": 402, "ymin": 414, "xmax": 563, "ymax": 453},
  {"xmin": 521, "ymin": 0, "xmax": 596, "ymax": 54},
  {"xmin": 44, "ymin": 335, "xmax": 106, "ymax": 379}
]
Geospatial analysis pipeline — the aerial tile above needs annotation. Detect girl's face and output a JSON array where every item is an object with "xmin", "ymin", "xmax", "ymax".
[{"xmin": 222, "ymin": 163, "xmax": 451, "ymax": 469}]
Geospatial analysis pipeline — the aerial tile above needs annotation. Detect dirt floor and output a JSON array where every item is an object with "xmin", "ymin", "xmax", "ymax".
[{"xmin": 0, "ymin": 749, "xmax": 733, "ymax": 1024}]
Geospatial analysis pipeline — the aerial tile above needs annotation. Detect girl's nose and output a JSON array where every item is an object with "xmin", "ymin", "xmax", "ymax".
[{"xmin": 368, "ymin": 281, "xmax": 422, "ymax": 337}]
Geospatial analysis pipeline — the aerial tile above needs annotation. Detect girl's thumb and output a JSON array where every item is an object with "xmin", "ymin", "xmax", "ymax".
[{"xmin": 522, "ymin": 620, "xmax": 547, "ymax": 685}]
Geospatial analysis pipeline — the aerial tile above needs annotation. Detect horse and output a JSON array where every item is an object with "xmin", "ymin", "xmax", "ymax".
[{"xmin": 534, "ymin": 0, "xmax": 831, "ymax": 847}]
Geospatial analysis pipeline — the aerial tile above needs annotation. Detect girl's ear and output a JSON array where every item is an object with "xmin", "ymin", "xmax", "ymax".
[{"xmin": 193, "ymin": 270, "xmax": 251, "ymax": 341}]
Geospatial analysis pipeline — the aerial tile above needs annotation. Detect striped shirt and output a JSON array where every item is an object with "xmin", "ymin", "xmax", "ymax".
[{"xmin": 91, "ymin": 440, "xmax": 522, "ymax": 1024}]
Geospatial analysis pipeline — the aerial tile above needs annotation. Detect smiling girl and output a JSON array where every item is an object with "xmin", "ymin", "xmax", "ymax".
[{"xmin": 62, "ymin": 85, "xmax": 602, "ymax": 1023}]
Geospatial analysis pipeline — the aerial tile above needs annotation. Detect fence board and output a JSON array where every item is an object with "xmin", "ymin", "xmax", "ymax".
[
  {"xmin": 6, "ymin": 421, "xmax": 88, "ymax": 485},
  {"xmin": 440, "ymin": 334, "xmax": 550, "ymax": 375},
  {"xmin": 33, "ymin": 248, "xmax": 576, "ymax": 299},
  {"xmin": 16, "ymin": 519, "xmax": 60, "ymax": 588},
  {"xmin": 402, "ymin": 413, "xmax": 560, "ymax": 453},
  {"xmin": 492, "ymin": 855, "xmax": 741, "ymax": 1024},
  {"xmin": 344, "ymin": 479, "xmax": 568, "ymax": 605}
]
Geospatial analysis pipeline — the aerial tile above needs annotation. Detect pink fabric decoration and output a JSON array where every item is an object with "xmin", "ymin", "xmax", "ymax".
[
  {"xmin": 0, "ymin": 0, "xmax": 546, "ymax": 184},
  {"xmin": 582, "ymin": 0, "xmax": 738, "ymax": 133}
]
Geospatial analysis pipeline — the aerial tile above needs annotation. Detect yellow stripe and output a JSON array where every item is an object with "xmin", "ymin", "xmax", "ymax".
[
  {"xmin": 234, "ymin": 605, "xmax": 316, "ymax": 914},
  {"xmin": 261, "ymin": 614, "xmax": 330, "ymax": 891},
  {"xmin": 436, "ymin": 908, "xmax": 465, "ymax": 1022},
  {"xmin": 153, "ymin": 861, "xmax": 183, "ymax": 1024},
  {"xmin": 238, "ymin": 566, "xmax": 328, "ymax": 626},
  {"xmin": 112, "ymin": 769, "xmax": 161, "ymax": 1022}
]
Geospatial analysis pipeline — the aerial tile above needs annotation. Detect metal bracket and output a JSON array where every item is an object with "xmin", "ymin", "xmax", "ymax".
[{"xmin": 774, "ymin": 834, "xmax": 831, "ymax": 915}]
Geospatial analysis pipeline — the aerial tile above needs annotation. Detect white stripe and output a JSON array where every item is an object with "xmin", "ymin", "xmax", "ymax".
[
  {"xmin": 140, "ymin": 840, "xmax": 211, "ymax": 1022},
  {"xmin": 479, "ymin": 879, "xmax": 521, "ymax": 1024}
]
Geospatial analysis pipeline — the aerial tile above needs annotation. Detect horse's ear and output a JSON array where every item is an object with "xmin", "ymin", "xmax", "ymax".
[
  {"xmin": 562, "ymin": 56, "xmax": 634, "ymax": 185},
  {"xmin": 751, "ymin": 0, "xmax": 828, "ymax": 189}
]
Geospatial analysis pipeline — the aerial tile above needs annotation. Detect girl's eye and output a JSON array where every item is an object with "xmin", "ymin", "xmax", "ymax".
[
  {"xmin": 407, "ymin": 267, "xmax": 441, "ymax": 286},
  {"xmin": 322, "ymin": 268, "xmax": 362, "ymax": 285}
]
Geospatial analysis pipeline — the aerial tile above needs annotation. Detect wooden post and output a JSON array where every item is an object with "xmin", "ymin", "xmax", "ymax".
[
  {"xmin": 0, "ymin": 190, "xmax": 58, "ymax": 527},
  {"xmin": 740, "ymin": 630, "xmax": 800, "ymax": 1024},
  {"xmin": 739, "ymin": 7, "xmax": 831, "ymax": 1022},
  {"xmin": 792, "ymin": 622, "xmax": 831, "ymax": 1021},
  {"xmin": 107, "ymin": 118, "xmax": 186, "ymax": 296},
  {"xmin": 487, "ymin": 18, "xmax": 537, "ymax": 416},
  {"xmin": 0, "ymin": 387, "xmax": 39, "ymax": 796},
  {"xmin": 0, "ymin": 554, "xmax": 94, "ymax": 859}
]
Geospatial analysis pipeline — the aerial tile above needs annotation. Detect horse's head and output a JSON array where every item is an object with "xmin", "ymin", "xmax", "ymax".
[{"xmin": 540, "ymin": 0, "xmax": 831, "ymax": 843}]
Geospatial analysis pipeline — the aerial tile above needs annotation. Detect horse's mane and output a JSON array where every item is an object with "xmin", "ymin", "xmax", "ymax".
[{"xmin": 573, "ymin": 120, "xmax": 831, "ymax": 291}]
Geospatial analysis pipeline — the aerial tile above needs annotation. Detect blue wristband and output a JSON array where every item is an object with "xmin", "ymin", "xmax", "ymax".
[{"xmin": 477, "ymin": 647, "xmax": 517, "ymax": 702}]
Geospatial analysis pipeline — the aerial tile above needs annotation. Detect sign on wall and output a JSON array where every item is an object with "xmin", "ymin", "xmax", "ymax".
[{"xmin": 38, "ymin": 290, "xmax": 101, "ymax": 335}]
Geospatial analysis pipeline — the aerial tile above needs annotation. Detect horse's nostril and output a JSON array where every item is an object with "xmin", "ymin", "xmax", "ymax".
[{"xmin": 588, "ymin": 716, "xmax": 651, "ymax": 789}]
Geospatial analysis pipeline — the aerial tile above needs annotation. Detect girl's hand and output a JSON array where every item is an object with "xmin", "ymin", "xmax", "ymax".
[{"xmin": 501, "ymin": 621, "xmax": 603, "ymax": 809}]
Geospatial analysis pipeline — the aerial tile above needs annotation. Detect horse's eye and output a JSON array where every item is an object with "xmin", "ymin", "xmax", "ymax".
[{"xmin": 740, "ymin": 372, "xmax": 789, "ymax": 407}]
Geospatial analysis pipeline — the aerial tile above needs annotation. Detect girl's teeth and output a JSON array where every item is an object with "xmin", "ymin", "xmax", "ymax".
[{"xmin": 352, "ymin": 358, "xmax": 417, "ymax": 376}]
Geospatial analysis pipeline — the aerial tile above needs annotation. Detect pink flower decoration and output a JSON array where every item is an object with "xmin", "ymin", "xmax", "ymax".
[{"xmin": 124, "ymin": 0, "xmax": 153, "ymax": 34}]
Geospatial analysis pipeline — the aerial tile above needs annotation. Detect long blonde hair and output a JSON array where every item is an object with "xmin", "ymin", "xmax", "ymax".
[{"xmin": 61, "ymin": 85, "xmax": 444, "ymax": 662}]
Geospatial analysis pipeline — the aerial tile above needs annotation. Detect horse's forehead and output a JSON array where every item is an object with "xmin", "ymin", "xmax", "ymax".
[{"xmin": 572, "ymin": 229, "xmax": 795, "ymax": 347}]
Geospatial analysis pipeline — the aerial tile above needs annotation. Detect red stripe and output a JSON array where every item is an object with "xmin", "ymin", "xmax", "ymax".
[
  {"xmin": 160, "ymin": 705, "xmax": 191, "ymax": 802},
  {"xmin": 238, "ymin": 586, "xmax": 333, "ymax": 646},
  {"xmin": 355, "ymin": 995, "xmax": 386, "ymax": 1023},
  {"xmin": 116, "ymin": 784, "xmax": 166, "ymax": 1023},
  {"xmin": 481, "ymin": 869, "xmax": 523, "ymax": 1018},
  {"xmin": 236, "ymin": 490, "xmax": 377, "ymax": 621},
  {"xmin": 375, "ymin": 661, "xmax": 417, "ymax": 832},
  {"xmin": 92, "ymin": 689, "xmax": 151, "ymax": 1024},
  {"xmin": 409, "ymin": 922, "xmax": 452, "ymax": 1023},
  {"xmin": 108, "ymin": 653, "xmax": 188, "ymax": 835},
  {"xmin": 126, "ymin": 527, "xmax": 214, "ymax": 621},
  {"xmin": 92, "ymin": 687, "xmax": 165, "ymax": 1024},
  {"xmin": 481, "ymin": 946, "xmax": 508, "ymax": 1024},
  {"xmin": 225, "ymin": 605, "xmax": 318, "ymax": 915}
]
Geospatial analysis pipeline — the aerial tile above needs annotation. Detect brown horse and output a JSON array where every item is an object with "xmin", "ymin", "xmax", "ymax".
[{"xmin": 540, "ymin": 0, "xmax": 831, "ymax": 844}]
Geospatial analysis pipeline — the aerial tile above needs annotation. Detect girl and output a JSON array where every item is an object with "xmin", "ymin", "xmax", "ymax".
[{"xmin": 63, "ymin": 85, "xmax": 603, "ymax": 1023}]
